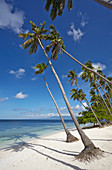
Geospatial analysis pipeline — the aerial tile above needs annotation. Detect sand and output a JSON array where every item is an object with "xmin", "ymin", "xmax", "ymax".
[{"xmin": 0, "ymin": 125, "xmax": 112, "ymax": 170}]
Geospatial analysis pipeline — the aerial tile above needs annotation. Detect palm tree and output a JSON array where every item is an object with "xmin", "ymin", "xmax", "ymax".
[
  {"xmin": 43, "ymin": 0, "xmax": 73, "ymax": 20},
  {"xmin": 80, "ymin": 61, "xmax": 112, "ymax": 116},
  {"xmin": 67, "ymin": 70, "xmax": 102, "ymax": 127},
  {"xmin": 34, "ymin": 62, "xmax": 78, "ymax": 142},
  {"xmin": 45, "ymin": 24, "xmax": 112, "ymax": 86},
  {"xmin": 43, "ymin": 0, "xmax": 112, "ymax": 20},
  {"xmin": 19, "ymin": 21, "xmax": 103, "ymax": 162}
]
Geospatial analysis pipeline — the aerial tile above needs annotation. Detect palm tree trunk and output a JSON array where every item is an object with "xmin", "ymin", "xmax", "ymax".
[
  {"xmin": 38, "ymin": 37, "xmax": 95, "ymax": 149},
  {"xmin": 79, "ymin": 99, "xmax": 87, "ymax": 110},
  {"xmin": 61, "ymin": 47, "xmax": 112, "ymax": 86},
  {"xmin": 106, "ymin": 83, "xmax": 112, "ymax": 92},
  {"xmin": 42, "ymin": 72, "xmax": 78, "ymax": 142},
  {"xmin": 76, "ymin": 84, "xmax": 102, "ymax": 126},
  {"xmin": 94, "ymin": 0, "xmax": 112, "ymax": 10},
  {"xmin": 84, "ymin": 97, "xmax": 102, "ymax": 127},
  {"xmin": 96, "ymin": 79, "xmax": 112, "ymax": 110},
  {"xmin": 95, "ymin": 83, "xmax": 112, "ymax": 116}
]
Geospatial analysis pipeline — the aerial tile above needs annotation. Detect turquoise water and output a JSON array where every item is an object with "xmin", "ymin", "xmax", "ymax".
[{"xmin": 0, "ymin": 119, "xmax": 75, "ymax": 149}]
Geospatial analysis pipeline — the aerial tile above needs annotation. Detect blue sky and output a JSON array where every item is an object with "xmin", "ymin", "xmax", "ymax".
[{"xmin": 0, "ymin": 0, "xmax": 112, "ymax": 119}]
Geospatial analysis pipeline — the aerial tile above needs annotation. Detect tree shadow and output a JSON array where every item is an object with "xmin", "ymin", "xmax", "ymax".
[
  {"xmin": 1, "ymin": 141, "xmax": 86, "ymax": 170},
  {"xmin": 1, "ymin": 132, "xmax": 40, "ymax": 143},
  {"xmin": 32, "ymin": 143, "xmax": 79, "ymax": 156},
  {"xmin": 91, "ymin": 138, "xmax": 112, "ymax": 142},
  {"xmin": 38, "ymin": 137, "xmax": 65, "ymax": 142}
]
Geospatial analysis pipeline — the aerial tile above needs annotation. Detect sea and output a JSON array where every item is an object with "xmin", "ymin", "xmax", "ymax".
[{"xmin": 0, "ymin": 119, "xmax": 75, "ymax": 149}]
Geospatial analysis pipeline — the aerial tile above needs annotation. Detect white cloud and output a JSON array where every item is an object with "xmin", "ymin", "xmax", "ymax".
[
  {"xmin": 23, "ymin": 112, "xmax": 70, "ymax": 118},
  {"xmin": 72, "ymin": 105, "xmax": 82, "ymax": 110},
  {"xmin": 92, "ymin": 63, "xmax": 106, "ymax": 71},
  {"xmin": 67, "ymin": 23, "xmax": 84, "ymax": 42},
  {"xmin": 79, "ymin": 12, "xmax": 88, "ymax": 27},
  {"xmin": 77, "ymin": 71, "xmax": 83, "ymax": 78},
  {"xmin": 62, "ymin": 74, "xmax": 67, "ymax": 79},
  {"xmin": 0, "ymin": 0, "xmax": 25, "ymax": 33},
  {"xmin": 60, "ymin": 107, "xmax": 66, "ymax": 111},
  {"xmin": 31, "ymin": 77, "xmax": 37, "ymax": 81},
  {"xmin": 0, "ymin": 97, "xmax": 8, "ymax": 102},
  {"xmin": 108, "ymin": 73, "xmax": 112, "ymax": 77},
  {"xmin": 9, "ymin": 68, "xmax": 25, "ymax": 78},
  {"xmin": 81, "ymin": 102, "xmax": 88, "ymax": 110},
  {"xmin": 78, "ymin": 62, "xmax": 106, "ymax": 78},
  {"xmin": 15, "ymin": 92, "xmax": 28, "ymax": 99}
]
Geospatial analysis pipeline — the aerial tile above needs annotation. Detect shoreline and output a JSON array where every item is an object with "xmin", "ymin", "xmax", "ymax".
[
  {"xmin": 0, "ymin": 125, "xmax": 112, "ymax": 170},
  {"xmin": 0, "ymin": 123, "xmax": 94, "ymax": 150},
  {"xmin": 0, "ymin": 124, "xmax": 100, "ymax": 150}
]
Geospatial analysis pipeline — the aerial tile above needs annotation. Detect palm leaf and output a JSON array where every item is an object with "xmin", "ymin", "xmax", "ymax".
[
  {"xmin": 45, "ymin": 0, "xmax": 52, "ymax": 11},
  {"xmin": 67, "ymin": 0, "xmax": 73, "ymax": 11}
]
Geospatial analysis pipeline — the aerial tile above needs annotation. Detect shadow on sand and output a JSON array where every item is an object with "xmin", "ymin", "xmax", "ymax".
[{"xmin": 1, "ymin": 141, "xmax": 86, "ymax": 170}]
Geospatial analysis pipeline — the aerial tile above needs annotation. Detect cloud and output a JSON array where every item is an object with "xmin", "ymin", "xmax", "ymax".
[
  {"xmin": 92, "ymin": 63, "xmax": 106, "ymax": 71},
  {"xmin": 108, "ymin": 73, "xmax": 112, "ymax": 77},
  {"xmin": 81, "ymin": 102, "xmax": 88, "ymax": 110},
  {"xmin": 78, "ymin": 62, "xmax": 106, "ymax": 78},
  {"xmin": 0, "ymin": 0, "xmax": 25, "ymax": 33},
  {"xmin": 23, "ymin": 112, "xmax": 70, "ymax": 118},
  {"xmin": 62, "ymin": 74, "xmax": 67, "ymax": 79},
  {"xmin": 72, "ymin": 105, "xmax": 81, "ymax": 110},
  {"xmin": 67, "ymin": 23, "xmax": 84, "ymax": 42},
  {"xmin": 15, "ymin": 92, "xmax": 28, "ymax": 99},
  {"xmin": 72, "ymin": 103, "xmax": 88, "ymax": 112},
  {"xmin": 60, "ymin": 107, "xmax": 66, "ymax": 111},
  {"xmin": 79, "ymin": 12, "xmax": 88, "ymax": 27},
  {"xmin": 9, "ymin": 68, "xmax": 25, "ymax": 78},
  {"xmin": 77, "ymin": 71, "xmax": 83, "ymax": 78},
  {"xmin": 0, "ymin": 97, "xmax": 8, "ymax": 102}
]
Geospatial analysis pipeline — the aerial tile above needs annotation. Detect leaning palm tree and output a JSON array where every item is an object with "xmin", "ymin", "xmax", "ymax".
[
  {"xmin": 45, "ymin": 24, "xmax": 112, "ymax": 86},
  {"xmin": 34, "ymin": 62, "xmax": 78, "ymax": 142},
  {"xmin": 67, "ymin": 70, "xmax": 102, "ymax": 127},
  {"xmin": 19, "ymin": 21, "xmax": 103, "ymax": 162}
]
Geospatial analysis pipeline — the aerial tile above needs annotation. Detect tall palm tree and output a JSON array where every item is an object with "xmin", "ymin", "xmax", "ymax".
[
  {"xmin": 34, "ymin": 62, "xmax": 78, "ymax": 142},
  {"xmin": 19, "ymin": 21, "xmax": 103, "ymax": 162},
  {"xmin": 67, "ymin": 70, "xmax": 102, "ymax": 127},
  {"xmin": 45, "ymin": 24, "xmax": 112, "ymax": 86}
]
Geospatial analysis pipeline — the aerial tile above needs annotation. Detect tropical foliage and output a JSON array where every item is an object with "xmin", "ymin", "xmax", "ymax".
[
  {"xmin": 74, "ymin": 61, "xmax": 112, "ymax": 126},
  {"xmin": 42, "ymin": 0, "xmax": 112, "ymax": 20}
]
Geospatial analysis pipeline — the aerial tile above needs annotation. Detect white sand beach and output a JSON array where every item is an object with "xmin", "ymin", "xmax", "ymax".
[{"xmin": 0, "ymin": 125, "xmax": 112, "ymax": 170}]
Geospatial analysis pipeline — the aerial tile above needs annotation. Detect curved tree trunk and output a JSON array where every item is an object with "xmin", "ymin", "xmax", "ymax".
[
  {"xmin": 79, "ymin": 99, "xmax": 87, "ymax": 110},
  {"xmin": 84, "ymin": 97, "xmax": 102, "ymax": 127},
  {"xmin": 94, "ymin": 0, "xmax": 112, "ymax": 10},
  {"xmin": 106, "ymin": 82, "xmax": 112, "ymax": 92},
  {"xmin": 95, "ymin": 82, "xmax": 112, "ymax": 116},
  {"xmin": 97, "ymin": 79, "xmax": 112, "ymax": 110},
  {"xmin": 76, "ymin": 84, "xmax": 102, "ymax": 127},
  {"xmin": 42, "ymin": 72, "xmax": 78, "ymax": 142},
  {"xmin": 61, "ymin": 47, "xmax": 112, "ymax": 86},
  {"xmin": 38, "ymin": 37, "xmax": 95, "ymax": 150}
]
